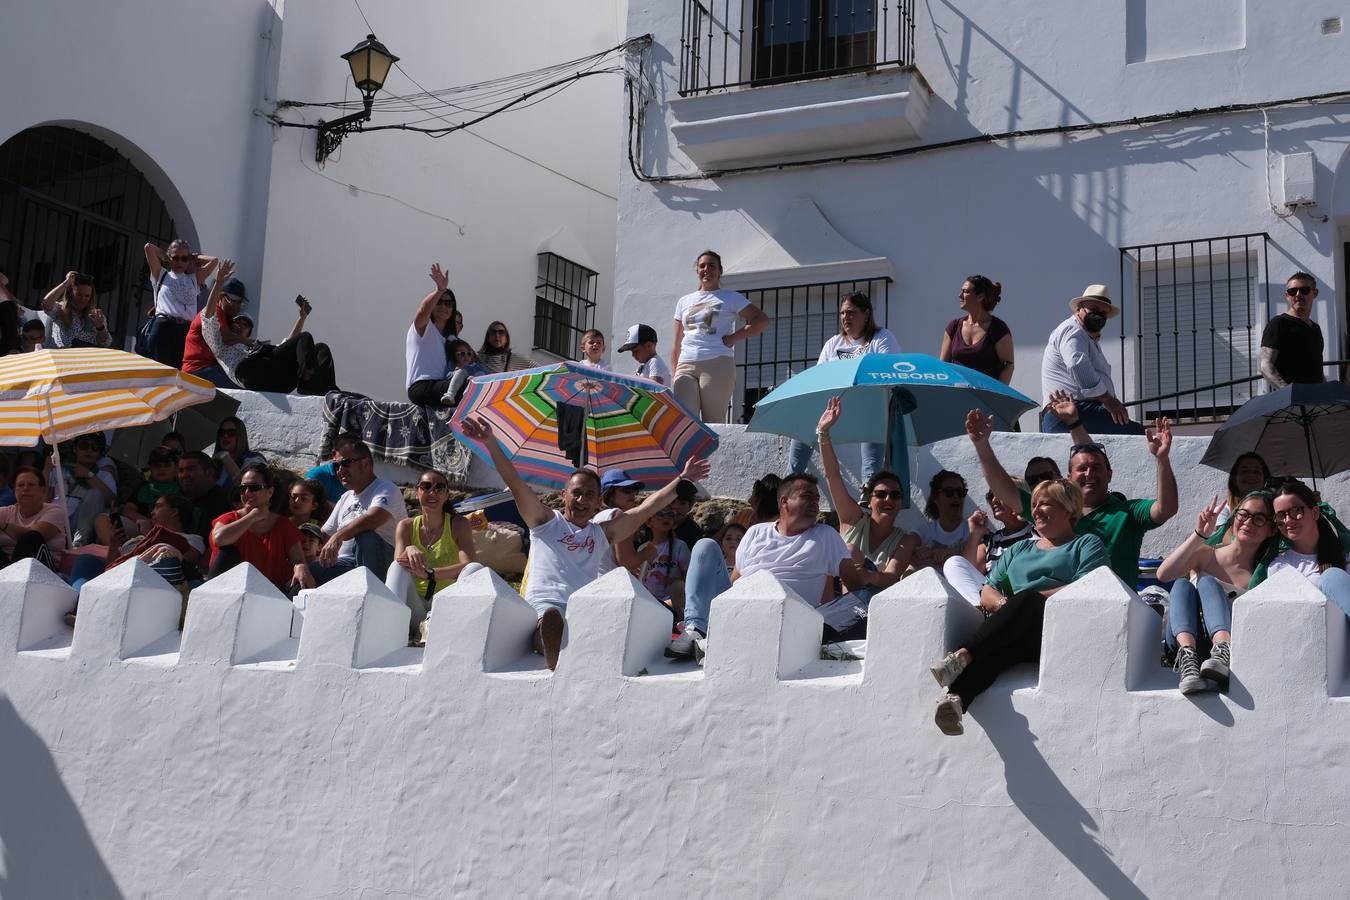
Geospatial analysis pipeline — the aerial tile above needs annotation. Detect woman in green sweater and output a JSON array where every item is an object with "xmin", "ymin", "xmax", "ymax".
[{"xmin": 928, "ymin": 478, "xmax": 1110, "ymax": 735}]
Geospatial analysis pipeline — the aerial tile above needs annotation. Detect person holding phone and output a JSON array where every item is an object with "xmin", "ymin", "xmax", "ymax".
[{"xmin": 41, "ymin": 271, "xmax": 112, "ymax": 349}]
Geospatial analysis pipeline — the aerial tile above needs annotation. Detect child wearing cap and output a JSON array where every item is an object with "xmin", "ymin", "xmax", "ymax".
[{"xmin": 619, "ymin": 323, "xmax": 671, "ymax": 386}]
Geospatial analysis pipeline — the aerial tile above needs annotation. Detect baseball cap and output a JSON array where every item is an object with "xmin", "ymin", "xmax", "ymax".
[
  {"xmin": 299, "ymin": 523, "xmax": 324, "ymax": 541},
  {"xmin": 599, "ymin": 468, "xmax": 645, "ymax": 492},
  {"xmin": 220, "ymin": 278, "xmax": 249, "ymax": 305},
  {"xmin": 618, "ymin": 324, "xmax": 657, "ymax": 353}
]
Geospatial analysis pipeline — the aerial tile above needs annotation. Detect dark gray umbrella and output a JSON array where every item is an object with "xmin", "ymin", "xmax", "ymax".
[{"xmin": 1201, "ymin": 382, "xmax": 1350, "ymax": 487}]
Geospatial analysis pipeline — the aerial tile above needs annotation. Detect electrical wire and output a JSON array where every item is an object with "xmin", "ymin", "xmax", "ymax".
[{"xmin": 624, "ymin": 70, "xmax": 1350, "ymax": 184}]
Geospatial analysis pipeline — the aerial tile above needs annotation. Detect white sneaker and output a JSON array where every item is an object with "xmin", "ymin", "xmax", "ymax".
[
  {"xmin": 935, "ymin": 693, "xmax": 964, "ymax": 735},
  {"xmin": 666, "ymin": 626, "xmax": 704, "ymax": 658},
  {"xmin": 930, "ymin": 650, "xmax": 968, "ymax": 688}
]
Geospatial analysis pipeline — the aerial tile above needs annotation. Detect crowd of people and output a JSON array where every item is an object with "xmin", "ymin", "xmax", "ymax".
[{"xmin": 0, "ymin": 242, "xmax": 1342, "ymax": 737}]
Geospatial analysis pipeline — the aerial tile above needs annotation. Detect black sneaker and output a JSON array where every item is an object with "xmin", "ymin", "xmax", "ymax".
[
  {"xmin": 1174, "ymin": 645, "xmax": 1208, "ymax": 695},
  {"xmin": 1201, "ymin": 640, "xmax": 1231, "ymax": 688}
]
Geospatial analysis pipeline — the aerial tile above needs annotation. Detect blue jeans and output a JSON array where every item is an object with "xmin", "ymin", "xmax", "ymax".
[
  {"xmin": 1040, "ymin": 398, "xmax": 1145, "ymax": 435},
  {"xmin": 144, "ymin": 316, "xmax": 190, "ymax": 369},
  {"xmin": 681, "ymin": 538, "xmax": 732, "ymax": 634},
  {"xmin": 308, "ymin": 530, "xmax": 394, "ymax": 586},
  {"xmin": 190, "ymin": 362, "xmax": 239, "ymax": 389},
  {"xmin": 68, "ymin": 554, "xmax": 108, "ymax": 593},
  {"xmin": 788, "ymin": 439, "xmax": 884, "ymax": 484},
  {"xmin": 1165, "ymin": 576, "xmax": 1234, "ymax": 650}
]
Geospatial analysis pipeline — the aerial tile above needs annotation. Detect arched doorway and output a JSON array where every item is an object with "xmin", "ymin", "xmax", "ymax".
[{"xmin": 0, "ymin": 125, "xmax": 186, "ymax": 348}]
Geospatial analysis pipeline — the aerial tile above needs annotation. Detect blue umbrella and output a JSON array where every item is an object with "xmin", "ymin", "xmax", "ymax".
[{"xmin": 748, "ymin": 353, "xmax": 1037, "ymax": 467}]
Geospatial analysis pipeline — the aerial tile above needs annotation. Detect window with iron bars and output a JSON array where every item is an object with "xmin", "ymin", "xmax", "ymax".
[
  {"xmin": 1119, "ymin": 233, "xmax": 1271, "ymax": 424},
  {"xmin": 680, "ymin": 0, "xmax": 916, "ymax": 95},
  {"xmin": 733, "ymin": 277, "xmax": 891, "ymax": 423},
  {"xmin": 533, "ymin": 252, "xmax": 597, "ymax": 360}
]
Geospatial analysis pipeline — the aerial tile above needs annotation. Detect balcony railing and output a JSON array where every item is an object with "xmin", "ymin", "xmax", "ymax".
[{"xmin": 680, "ymin": 0, "xmax": 916, "ymax": 95}]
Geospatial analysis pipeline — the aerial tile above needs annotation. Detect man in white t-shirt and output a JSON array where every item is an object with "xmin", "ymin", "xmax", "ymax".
[
  {"xmin": 405, "ymin": 262, "xmax": 459, "ymax": 406},
  {"xmin": 459, "ymin": 416, "xmax": 711, "ymax": 669},
  {"xmin": 668, "ymin": 473, "xmax": 859, "ymax": 660},
  {"xmin": 618, "ymin": 323, "xmax": 672, "ymax": 386},
  {"xmin": 309, "ymin": 436, "xmax": 408, "ymax": 585}
]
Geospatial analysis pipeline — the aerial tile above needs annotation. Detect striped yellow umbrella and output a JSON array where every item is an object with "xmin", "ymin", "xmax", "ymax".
[{"xmin": 0, "ymin": 348, "xmax": 216, "ymax": 444}]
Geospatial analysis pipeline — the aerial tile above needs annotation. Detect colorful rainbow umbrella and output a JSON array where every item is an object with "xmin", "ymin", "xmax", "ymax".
[{"xmin": 449, "ymin": 362, "xmax": 718, "ymax": 487}]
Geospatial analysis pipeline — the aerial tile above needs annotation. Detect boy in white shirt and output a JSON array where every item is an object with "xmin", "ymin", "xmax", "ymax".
[{"xmin": 618, "ymin": 323, "xmax": 672, "ymax": 386}]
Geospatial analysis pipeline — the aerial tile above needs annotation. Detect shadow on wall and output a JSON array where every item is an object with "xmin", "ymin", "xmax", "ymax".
[
  {"xmin": 0, "ymin": 694, "xmax": 123, "ymax": 900},
  {"xmin": 977, "ymin": 696, "xmax": 1148, "ymax": 900}
]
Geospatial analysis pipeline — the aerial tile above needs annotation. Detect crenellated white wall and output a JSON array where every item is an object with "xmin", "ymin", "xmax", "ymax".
[{"xmin": 3, "ymin": 554, "xmax": 1350, "ymax": 897}]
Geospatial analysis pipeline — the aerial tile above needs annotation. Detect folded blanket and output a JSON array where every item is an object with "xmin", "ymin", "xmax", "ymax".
[{"xmin": 321, "ymin": 391, "xmax": 472, "ymax": 481}]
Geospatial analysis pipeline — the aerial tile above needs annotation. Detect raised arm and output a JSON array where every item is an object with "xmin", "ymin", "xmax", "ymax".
[
  {"xmin": 413, "ymin": 264, "xmax": 450, "ymax": 336},
  {"xmin": 286, "ymin": 298, "xmax": 310, "ymax": 342},
  {"xmin": 1156, "ymin": 496, "xmax": 1222, "ymax": 581},
  {"xmin": 1146, "ymin": 417, "xmax": 1178, "ymax": 525},
  {"xmin": 203, "ymin": 259, "xmax": 234, "ymax": 320},
  {"xmin": 143, "ymin": 243, "xmax": 165, "ymax": 281},
  {"xmin": 42, "ymin": 271, "xmax": 76, "ymax": 314},
  {"xmin": 815, "ymin": 397, "xmax": 862, "ymax": 528},
  {"xmin": 193, "ymin": 254, "xmax": 219, "ymax": 287},
  {"xmin": 966, "ymin": 410, "xmax": 1020, "ymax": 511},
  {"xmin": 1046, "ymin": 390, "xmax": 1093, "ymax": 445},
  {"xmin": 606, "ymin": 457, "xmax": 713, "ymax": 544},
  {"xmin": 458, "ymin": 416, "xmax": 552, "ymax": 528}
]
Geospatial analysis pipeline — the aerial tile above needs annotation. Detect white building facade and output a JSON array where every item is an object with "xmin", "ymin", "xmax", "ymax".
[
  {"xmin": 0, "ymin": 0, "xmax": 628, "ymax": 401},
  {"xmin": 615, "ymin": 0, "xmax": 1350, "ymax": 428}
]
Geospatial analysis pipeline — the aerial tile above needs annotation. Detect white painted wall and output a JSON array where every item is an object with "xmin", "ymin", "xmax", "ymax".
[
  {"xmin": 256, "ymin": 0, "xmax": 627, "ymax": 402},
  {"xmin": 0, "ymin": 0, "xmax": 283, "ymax": 284},
  {"xmin": 616, "ymin": 0, "xmax": 1350, "ymax": 427},
  {"xmin": 5, "ymin": 554, "xmax": 1350, "ymax": 896}
]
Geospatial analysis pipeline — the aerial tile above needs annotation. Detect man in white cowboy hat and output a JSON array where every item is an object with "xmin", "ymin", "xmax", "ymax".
[{"xmin": 1039, "ymin": 284, "xmax": 1144, "ymax": 435}]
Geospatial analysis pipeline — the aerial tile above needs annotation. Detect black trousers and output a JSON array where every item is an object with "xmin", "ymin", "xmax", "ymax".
[
  {"xmin": 408, "ymin": 378, "xmax": 452, "ymax": 406},
  {"xmin": 235, "ymin": 333, "xmax": 334, "ymax": 395},
  {"xmin": 950, "ymin": 589, "xmax": 1048, "ymax": 710}
]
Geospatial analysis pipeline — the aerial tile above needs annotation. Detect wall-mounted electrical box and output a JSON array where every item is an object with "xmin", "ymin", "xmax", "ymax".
[{"xmin": 1282, "ymin": 151, "xmax": 1317, "ymax": 208}]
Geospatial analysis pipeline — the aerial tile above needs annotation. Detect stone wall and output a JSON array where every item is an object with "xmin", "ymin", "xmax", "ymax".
[{"xmin": 2, "ymin": 558, "xmax": 1348, "ymax": 897}]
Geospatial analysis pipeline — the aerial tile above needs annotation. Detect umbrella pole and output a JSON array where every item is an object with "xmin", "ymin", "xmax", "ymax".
[
  {"xmin": 50, "ymin": 440, "xmax": 71, "ymax": 550},
  {"xmin": 1303, "ymin": 409, "xmax": 1319, "ymax": 491}
]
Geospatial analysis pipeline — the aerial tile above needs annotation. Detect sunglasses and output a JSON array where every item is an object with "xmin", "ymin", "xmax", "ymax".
[
  {"xmin": 1070, "ymin": 442, "xmax": 1107, "ymax": 456},
  {"xmin": 871, "ymin": 489, "xmax": 903, "ymax": 501},
  {"xmin": 239, "ymin": 483, "xmax": 268, "ymax": 493},
  {"xmin": 218, "ymin": 429, "xmax": 238, "ymax": 437},
  {"xmin": 1274, "ymin": 506, "xmax": 1309, "ymax": 522},
  {"xmin": 489, "ymin": 329, "xmax": 508, "ymax": 336},
  {"xmin": 1232, "ymin": 510, "xmax": 1271, "ymax": 527},
  {"xmin": 1286, "ymin": 286, "xmax": 1315, "ymax": 297},
  {"xmin": 334, "ymin": 456, "xmax": 369, "ymax": 470},
  {"xmin": 417, "ymin": 482, "xmax": 449, "ymax": 494},
  {"xmin": 939, "ymin": 487, "xmax": 967, "ymax": 499},
  {"xmin": 436, "ymin": 297, "xmax": 454, "ymax": 306},
  {"xmin": 170, "ymin": 254, "xmax": 192, "ymax": 262}
]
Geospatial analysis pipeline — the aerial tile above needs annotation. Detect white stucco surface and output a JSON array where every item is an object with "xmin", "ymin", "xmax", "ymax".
[{"xmin": 4, "ymin": 554, "xmax": 1350, "ymax": 897}]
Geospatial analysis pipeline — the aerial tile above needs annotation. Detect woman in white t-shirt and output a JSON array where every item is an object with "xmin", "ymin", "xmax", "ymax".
[
  {"xmin": 144, "ymin": 239, "xmax": 217, "ymax": 369},
  {"xmin": 670, "ymin": 250, "xmax": 771, "ymax": 424},
  {"xmin": 788, "ymin": 291, "xmax": 900, "ymax": 481},
  {"xmin": 1267, "ymin": 481, "xmax": 1350, "ymax": 621},
  {"xmin": 912, "ymin": 470, "xmax": 971, "ymax": 570},
  {"xmin": 405, "ymin": 263, "xmax": 459, "ymax": 406}
]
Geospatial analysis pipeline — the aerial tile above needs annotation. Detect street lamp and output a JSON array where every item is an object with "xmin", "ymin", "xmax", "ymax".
[{"xmin": 315, "ymin": 33, "xmax": 399, "ymax": 164}]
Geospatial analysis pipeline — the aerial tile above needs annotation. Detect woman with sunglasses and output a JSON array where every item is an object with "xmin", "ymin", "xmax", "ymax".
[
  {"xmin": 1260, "ymin": 480, "xmax": 1350, "ymax": 615},
  {"xmin": 406, "ymin": 263, "xmax": 459, "ymax": 406},
  {"xmin": 814, "ymin": 397, "xmax": 917, "ymax": 639},
  {"xmin": 213, "ymin": 416, "xmax": 266, "ymax": 489},
  {"xmin": 912, "ymin": 471, "xmax": 971, "ymax": 570},
  {"xmin": 477, "ymin": 321, "xmax": 536, "ymax": 374},
  {"xmin": 930, "ymin": 478, "xmax": 1109, "ymax": 735},
  {"xmin": 388, "ymin": 470, "xmax": 478, "ymax": 641},
  {"xmin": 144, "ymin": 240, "xmax": 218, "ymax": 368},
  {"xmin": 208, "ymin": 463, "xmax": 313, "ymax": 593},
  {"xmin": 1157, "ymin": 492, "xmax": 1277, "ymax": 693}
]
